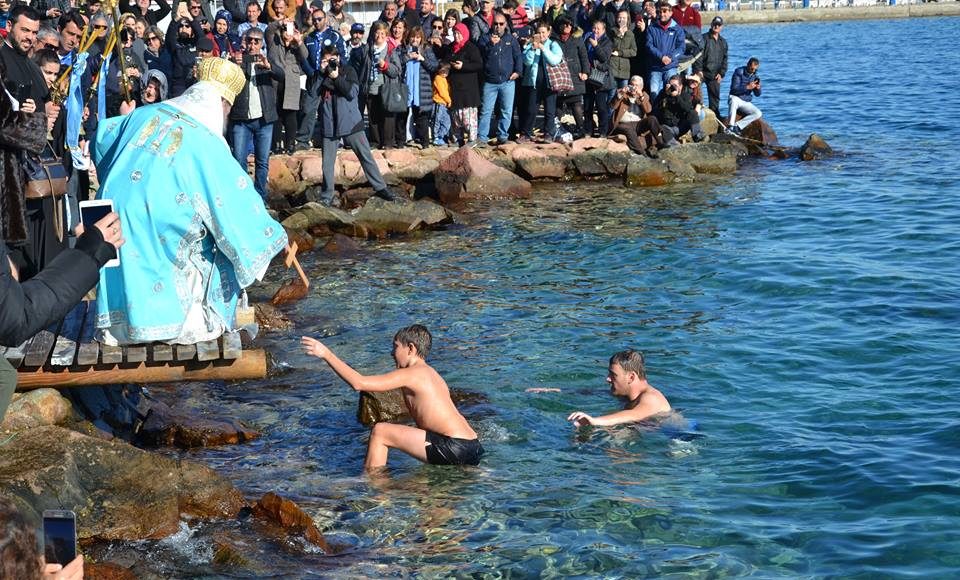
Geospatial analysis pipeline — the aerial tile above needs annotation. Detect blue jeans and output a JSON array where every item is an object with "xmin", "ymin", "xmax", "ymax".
[
  {"xmin": 432, "ymin": 104, "xmax": 451, "ymax": 144},
  {"xmin": 649, "ymin": 68, "xmax": 677, "ymax": 98},
  {"xmin": 232, "ymin": 118, "xmax": 273, "ymax": 200},
  {"xmin": 478, "ymin": 80, "xmax": 516, "ymax": 141}
]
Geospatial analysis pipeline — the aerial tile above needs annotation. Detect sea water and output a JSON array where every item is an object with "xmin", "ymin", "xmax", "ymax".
[{"xmin": 109, "ymin": 16, "xmax": 960, "ymax": 578}]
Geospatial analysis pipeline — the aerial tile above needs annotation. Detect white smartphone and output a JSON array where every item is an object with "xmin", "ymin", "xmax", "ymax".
[
  {"xmin": 79, "ymin": 199, "xmax": 120, "ymax": 268},
  {"xmin": 285, "ymin": 22, "xmax": 294, "ymax": 35}
]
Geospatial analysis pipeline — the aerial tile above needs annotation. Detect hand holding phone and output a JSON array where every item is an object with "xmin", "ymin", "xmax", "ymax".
[
  {"xmin": 79, "ymin": 200, "xmax": 123, "ymax": 267},
  {"xmin": 43, "ymin": 510, "xmax": 77, "ymax": 566}
]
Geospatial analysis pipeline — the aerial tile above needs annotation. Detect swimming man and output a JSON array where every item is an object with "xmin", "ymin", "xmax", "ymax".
[
  {"xmin": 567, "ymin": 349, "xmax": 672, "ymax": 427},
  {"xmin": 301, "ymin": 324, "xmax": 484, "ymax": 469}
]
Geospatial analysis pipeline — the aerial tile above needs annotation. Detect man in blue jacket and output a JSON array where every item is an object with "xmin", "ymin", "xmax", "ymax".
[
  {"xmin": 296, "ymin": 6, "xmax": 346, "ymax": 150},
  {"xmin": 477, "ymin": 11, "xmax": 522, "ymax": 146},
  {"xmin": 316, "ymin": 45, "xmax": 401, "ymax": 206},
  {"xmin": 644, "ymin": 0, "xmax": 684, "ymax": 98},
  {"xmin": 726, "ymin": 56, "xmax": 762, "ymax": 136}
]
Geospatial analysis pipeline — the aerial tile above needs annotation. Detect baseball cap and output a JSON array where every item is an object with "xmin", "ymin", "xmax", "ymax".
[
  {"xmin": 350, "ymin": 22, "xmax": 365, "ymax": 33},
  {"xmin": 711, "ymin": 16, "xmax": 723, "ymax": 26}
]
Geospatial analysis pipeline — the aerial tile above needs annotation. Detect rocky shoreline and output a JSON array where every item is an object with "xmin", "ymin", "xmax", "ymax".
[{"xmin": 0, "ymin": 118, "xmax": 834, "ymax": 575}]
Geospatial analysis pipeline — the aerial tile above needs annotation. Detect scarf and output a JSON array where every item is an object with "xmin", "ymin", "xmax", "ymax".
[
  {"xmin": 452, "ymin": 22, "xmax": 469, "ymax": 54},
  {"xmin": 405, "ymin": 47, "xmax": 420, "ymax": 107},
  {"xmin": 586, "ymin": 31, "xmax": 603, "ymax": 63}
]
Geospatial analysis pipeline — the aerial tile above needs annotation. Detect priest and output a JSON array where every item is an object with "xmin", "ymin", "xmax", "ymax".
[{"xmin": 92, "ymin": 57, "xmax": 288, "ymax": 345}]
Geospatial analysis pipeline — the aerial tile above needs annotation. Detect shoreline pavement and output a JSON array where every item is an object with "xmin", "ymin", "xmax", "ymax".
[{"xmin": 700, "ymin": 2, "xmax": 960, "ymax": 24}]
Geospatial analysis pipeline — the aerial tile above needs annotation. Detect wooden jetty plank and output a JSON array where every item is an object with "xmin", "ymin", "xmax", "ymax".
[
  {"xmin": 196, "ymin": 339, "xmax": 220, "ymax": 362},
  {"xmin": 151, "ymin": 344, "xmax": 174, "ymax": 362},
  {"xmin": 15, "ymin": 349, "xmax": 268, "ymax": 389},
  {"xmin": 76, "ymin": 302, "xmax": 100, "ymax": 366},
  {"xmin": 50, "ymin": 302, "xmax": 88, "ymax": 367},
  {"xmin": 221, "ymin": 332, "xmax": 242, "ymax": 360},
  {"xmin": 101, "ymin": 344, "xmax": 124, "ymax": 365},
  {"xmin": 176, "ymin": 344, "xmax": 196, "ymax": 361},
  {"xmin": 23, "ymin": 319, "xmax": 62, "ymax": 367},
  {"xmin": 4, "ymin": 340, "xmax": 29, "ymax": 368},
  {"xmin": 124, "ymin": 345, "xmax": 148, "ymax": 364}
]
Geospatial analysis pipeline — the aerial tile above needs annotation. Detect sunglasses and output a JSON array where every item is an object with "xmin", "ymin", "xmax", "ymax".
[
  {"xmin": 179, "ymin": 23, "xmax": 191, "ymax": 27},
  {"xmin": 494, "ymin": 21, "xmax": 507, "ymax": 25},
  {"xmin": 432, "ymin": 24, "xmax": 443, "ymax": 29},
  {"xmin": 147, "ymin": 35, "xmax": 159, "ymax": 40},
  {"xmin": 248, "ymin": 37, "xmax": 263, "ymax": 43},
  {"xmin": 93, "ymin": 24, "xmax": 108, "ymax": 29}
]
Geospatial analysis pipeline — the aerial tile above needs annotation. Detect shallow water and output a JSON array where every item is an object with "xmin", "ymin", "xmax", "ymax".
[{"xmin": 99, "ymin": 16, "xmax": 960, "ymax": 578}]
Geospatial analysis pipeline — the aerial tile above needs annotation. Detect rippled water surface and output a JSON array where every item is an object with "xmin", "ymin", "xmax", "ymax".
[{"xmin": 110, "ymin": 16, "xmax": 960, "ymax": 578}]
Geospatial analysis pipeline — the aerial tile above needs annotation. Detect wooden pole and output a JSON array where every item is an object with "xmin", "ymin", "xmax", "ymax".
[{"xmin": 14, "ymin": 350, "xmax": 267, "ymax": 390}]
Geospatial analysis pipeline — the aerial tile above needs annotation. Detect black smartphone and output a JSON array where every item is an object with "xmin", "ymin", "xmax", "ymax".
[
  {"xmin": 16, "ymin": 82, "xmax": 32, "ymax": 104},
  {"xmin": 42, "ymin": 510, "xmax": 77, "ymax": 565}
]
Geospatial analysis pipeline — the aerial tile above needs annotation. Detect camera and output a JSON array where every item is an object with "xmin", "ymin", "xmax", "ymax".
[{"xmin": 325, "ymin": 59, "xmax": 338, "ymax": 73}]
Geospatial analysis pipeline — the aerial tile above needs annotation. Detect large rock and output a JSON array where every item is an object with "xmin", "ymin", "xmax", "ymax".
[
  {"xmin": 800, "ymin": 133, "xmax": 834, "ymax": 161},
  {"xmin": 298, "ymin": 155, "xmax": 325, "ymax": 185},
  {"xmin": 740, "ymin": 118, "xmax": 781, "ymax": 155},
  {"xmin": 267, "ymin": 157, "xmax": 301, "ymax": 197},
  {"xmin": 571, "ymin": 148, "xmax": 609, "ymax": 177},
  {"xmin": 357, "ymin": 390, "xmax": 408, "ymax": 426},
  {"xmin": 657, "ymin": 143, "xmax": 739, "ymax": 174},
  {"xmin": 353, "ymin": 197, "xmax": 453, "ymax": 236},
  {"xmin": 624, "ymin": 156, "xmax": 673, "ymax": 187},
  {"xmin": 253, "ymin": 492, "xmax": 331, "ymax": 552},
  {"xmin": 138, "ymin": 399, "xmax": 260, "ymax": 448},
  {"xmin": 701, "ymin": 108, "xmax": 720, "ymax": 136},
  {"xmin": 0, "ymin": 426, "xmax": 246, "ymax": 541},
  {"xmin": 434, "ymin": 146, "xmax": 532, "ymax": 203},
  {"xmin": 512, "ymin": 147, "xmax": 568, "ymax": 179},
  {"xmin": 0, "ymin": 388, "xmax": 73, "ymax": 432},
  {"xmin": 281, "ymin": 202, "xmax": 355, "ymax": 231}
]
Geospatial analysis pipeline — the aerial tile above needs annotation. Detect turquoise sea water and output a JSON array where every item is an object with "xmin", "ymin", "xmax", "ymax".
[{"xmin": 109, "ymin": 16, "xmax": 960, "ymax": 578}]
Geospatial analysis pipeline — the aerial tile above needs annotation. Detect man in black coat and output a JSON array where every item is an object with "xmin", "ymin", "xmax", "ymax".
[
  {"xmin": 654, "ymin": 74, "xmax": 703, "ymax": 146},
  {"xmin": 693, "ymin": 15, "xmax": 727, "ymax": 119}
]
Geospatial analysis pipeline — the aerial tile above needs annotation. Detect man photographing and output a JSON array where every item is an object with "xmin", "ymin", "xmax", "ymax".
[
  {"xmin": 726, "ymin": 56, "xmax": 762, "ymax": 136},
  {"xmin": 315, "ymin": 44, "xmax": 400, "ymax": 207}
]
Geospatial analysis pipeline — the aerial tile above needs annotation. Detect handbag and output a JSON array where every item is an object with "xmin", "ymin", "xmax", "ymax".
[
  {"xmin": 381, "ymin": 78, "xmax": 409, "ymax": 114},
  {"xmin": 24, "ymin": 142, "xmax": 68, "ymax": 201},
  {"xmin": 586, "ymin": 66, "xmax": 609, "ymax": 88},
  {"xmin": 545, "ymin": 61, "xmax": 574, "ymax": 94}
]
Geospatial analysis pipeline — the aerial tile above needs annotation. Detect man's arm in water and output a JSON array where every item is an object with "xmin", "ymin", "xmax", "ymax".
[
  {"xmin": 567, "ymin": 402, "xmax": 663, "ymax": 427},
  {"xmin": 301, "ymin": 336, "xmax": 418, "ymax": 392}
]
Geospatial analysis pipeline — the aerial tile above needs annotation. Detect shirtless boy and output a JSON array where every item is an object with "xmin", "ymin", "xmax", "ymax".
[
  {"xmin": 567, "ymin": 349, "xmax": 671, "ymax": 427},
  {"xmin": 301, "ymin": 325, "xmax": 484, "ymax": 469}
]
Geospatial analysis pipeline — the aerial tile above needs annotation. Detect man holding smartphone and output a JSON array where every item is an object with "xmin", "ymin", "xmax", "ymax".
[{"xmin": 230, "ymin": 28, "xmax": 282, "ymax": 200}]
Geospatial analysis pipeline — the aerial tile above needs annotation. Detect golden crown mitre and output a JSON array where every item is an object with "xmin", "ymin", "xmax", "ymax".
[{"xmin": 195, "ymin": 57, "xmax": 246, "ymax": 105}]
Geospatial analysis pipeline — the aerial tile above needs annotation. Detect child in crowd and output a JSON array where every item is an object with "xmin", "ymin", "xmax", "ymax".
[{"xmin": 432, "ymin": 62, "xmax": 452, "ymax": 146}]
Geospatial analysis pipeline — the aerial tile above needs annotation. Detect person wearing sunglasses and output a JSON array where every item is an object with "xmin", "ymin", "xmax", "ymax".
[
  {"xmin": 476, "ymin": 10, "xmax": 520, "ymax": 146},
  {"xmin": 296, "ymin": 6, "xmax": 345, "ymax": 151}
]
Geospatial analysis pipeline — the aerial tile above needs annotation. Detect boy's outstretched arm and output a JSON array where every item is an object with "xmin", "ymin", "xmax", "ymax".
[{"xmin": 301, "ymin": 336, "xmax": 414, "ymax": 393}]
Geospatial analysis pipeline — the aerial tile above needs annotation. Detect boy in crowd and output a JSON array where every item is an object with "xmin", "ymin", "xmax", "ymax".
[
  {"xmin": 568, "ymin": 349, "xmax": 671, "ymax": 427},
  {"xmin": 431, "ymin": 62, "xmax": 452, "ymax": 145},
  {"xmin": 301, "ymin": 325, "xmax": 484, "ymax": 469}
]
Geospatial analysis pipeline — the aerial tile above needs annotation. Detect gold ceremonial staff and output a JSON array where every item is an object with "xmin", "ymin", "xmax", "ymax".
[{"xmin": 105, "ymin": 0, "xmax": 133, "ymax": 102}]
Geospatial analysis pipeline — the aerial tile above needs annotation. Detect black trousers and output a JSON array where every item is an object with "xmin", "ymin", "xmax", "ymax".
[
  {"xmin": 704, "ymin": 74, "xmax": 722, "ymax": 119},
  {"xmin": 367, "ymin": 95, "xmax": 396, "ymax": 149}
]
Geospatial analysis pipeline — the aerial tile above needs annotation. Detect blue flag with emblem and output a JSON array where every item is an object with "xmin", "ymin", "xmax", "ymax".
[{"xmin": 66, "ymin": 52, "xmax": 89, "ymax": 170}]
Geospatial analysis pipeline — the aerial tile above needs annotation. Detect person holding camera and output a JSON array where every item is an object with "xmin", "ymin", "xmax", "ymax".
[
  {"xmin": 315, "ymin": 44, "xmax": 401, "ymax": 206},
  {"xmin": 654, "ymin": 73, "xmax": 704, "ymax": 146},
  {"xmin": 609, "ymin": 74, "xmax": 662, "ymax": 156},
  {"xmin": 726, "ymin": 56, "xmax": 762, "ymax": 136},
  {"xmin": 296, "ymin": 6, "xmax": 345, "ymax": 150},
  {"xmin": 230, "ymin": 28, "xmax": 282, "ymax": 200}
]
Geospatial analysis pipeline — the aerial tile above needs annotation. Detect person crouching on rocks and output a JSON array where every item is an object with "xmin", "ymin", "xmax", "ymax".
[
  {"xmin": 301, "ymin": 324, "xmax": 484, "ymax": 470},
  {"xmin": 609, "ymin": 75, "xmax": 664, "ymax": 158},
  {"xmin": 654, "ymin": 74, "xmax": 705, "ymax": 147},
  {"xmin": 314, "ymin": 44, "xmax": 402, "ymax": 207}
]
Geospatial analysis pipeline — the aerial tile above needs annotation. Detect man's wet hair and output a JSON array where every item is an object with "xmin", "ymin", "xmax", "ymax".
[
  {"xmin": 748, "ymin": 56, "xmax": 759, "ymax": 66},
  {"xmin": 395, "ymin": 324, "xmax": 432, "ymax": 358},
  {"xmin": 610, "ymin": 349, "xmax": 646, "ymax": 379}
]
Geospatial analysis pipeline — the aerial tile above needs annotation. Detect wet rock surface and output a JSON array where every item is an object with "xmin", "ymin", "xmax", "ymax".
[
  {"xmin": 800, "ymin": 133, "xmax": 835, "ymax": 161},
  {"xmin": 252, "ymin": 492, "xmax": 332, "ymax": 552},
  {"xmin": 0, "ymin": 425, "xmax": 246, "ymax": 541},
  {"xmin": 138, "ymin": 399, "xmax": 260, "ymax": 448}
]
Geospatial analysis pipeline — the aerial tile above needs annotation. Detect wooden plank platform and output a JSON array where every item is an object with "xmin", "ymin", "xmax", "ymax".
[{"xmin": 5, "ymin": 299, "xmax": 266, "ymax": 388}]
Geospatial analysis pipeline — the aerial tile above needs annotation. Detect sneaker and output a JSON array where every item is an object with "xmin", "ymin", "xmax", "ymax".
[
  {"xmin": 516, "ymin": 135, "xmax": 533, "ymax": 144},
  {"xmin": 726, "ymin": 125, "xmax": 741, "ymax": 136},
  {"xmin": 495, "ymin": 138, "xmax": 509, "ymax": 146},
  {"xmin": 374, "ymin": 187, "xmax": 406, "ymax": 202}
]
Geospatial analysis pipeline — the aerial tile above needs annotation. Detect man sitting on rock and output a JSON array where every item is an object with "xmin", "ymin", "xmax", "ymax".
[
  {"xmin": 567, "ymin": 349, "xmax": 672, "ymax": 427},
  {"xmin": 301, "ymin": 324, "xmax": 484, "ymax": 470},
  {"xmin": 726, "ymin": 56, "xmax": 761, "ymax": 136},
  {"xmin": 609, "ymin": 74, "xmax": 663, "ymax": 157}
]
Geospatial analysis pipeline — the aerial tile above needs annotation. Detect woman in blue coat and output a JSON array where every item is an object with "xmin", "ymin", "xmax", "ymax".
[{"xmin": 519, "ymin": 20, "xmax": 564, "ymax": 142}]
